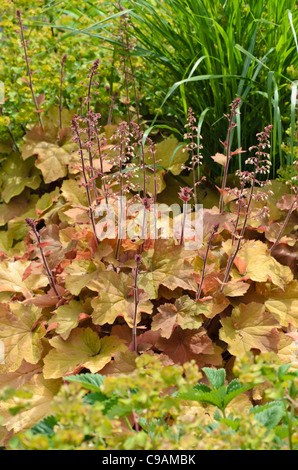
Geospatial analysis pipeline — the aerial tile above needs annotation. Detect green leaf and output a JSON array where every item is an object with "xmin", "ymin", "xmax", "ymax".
[
  {"xmin": 220, "ymin": 418, "xmax": 240, "ymax": 431},
  {"xmin": 31, "ymin": 415, "xmax": 57, "ymax": 437},
  {"xmin": 203, "ymin": 367, "xmax": 226, "ymax": 390},
  {"xmin": 65, "ymin": 373, "xmax": 106, "ymax": 393},
  {"xmin": 179, "ymin": 385, "xmax": 227, "ymax": 410},
  {"xmin": 193, "ymin": 383, "xmax": 212, "ymax": 393},
  {"xmin": 251, "ymin": 401, "xmax": 285, "ymax": 431},
  {"xmin": 106, "ymin": 403, "xmax": 134, "ymax": 420},
  {"xmin": 277, "ymin": 364, "xmax": 292, "ymax": 382},
  {"xmin": 83, "ymin": 391, "xmax": 109, "ymax": 405}
]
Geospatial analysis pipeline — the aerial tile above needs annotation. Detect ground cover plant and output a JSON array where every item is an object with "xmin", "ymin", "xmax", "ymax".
[
  {"xmin": 0, "ymin": 0, "xmax": 297, "ymax": 450},
  {"xmin": 3, "ymin": 355, "xmax": 298, "ymax": 450}
]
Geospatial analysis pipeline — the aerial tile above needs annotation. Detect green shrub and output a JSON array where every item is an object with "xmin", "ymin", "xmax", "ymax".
[
  {"xmin": 128, "ymin": 0, "xmax": 298, "ymax": 174},
  {"xmin": 5, "ymin": 354, "xmax": 298, "ymax": 450}
]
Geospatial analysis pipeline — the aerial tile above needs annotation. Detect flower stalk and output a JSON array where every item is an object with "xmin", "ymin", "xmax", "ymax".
[
  {"xmin": 16, "ymin": 10, "xmax": 44, "ymax": 130},
  {"xmin": 220, "ymin": 125, "xmax": 273, "ymax": 291},
  {"xmin": 25, "ymin": 218, "xmax": 61, "ymax": 300},
  {"xmin": 270, "ymin": 190, "xmax": 297, "ymax": 253},
  {"xmin": 196, "ymin": 224, "xmax": 219, "ymax": 300},
  {"xmin": 132, "ymin": 254, "xmax": 142, "ymax": 352},
  {"xmin": 219, "ymin": 98, "xmax": 241, "ymax": 213},
  {"xmin": 71, "ymin": 115, "xmax": 99, "ymax": 246}
]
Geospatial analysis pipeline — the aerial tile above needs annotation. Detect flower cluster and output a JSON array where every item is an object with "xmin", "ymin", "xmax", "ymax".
[
  {"xmin": 183, "ymin": 107, "xmax": 203, "ymax": 166},
  {"xmin": 246, "ymin": 124, "xmax": 273, "ymax": 180},
  {"xmin": 223, "ymin": 97, "xmax": 241, "ymax": 125},
  {"xmin": 178, "ymin": 186, "xmax": 193, "ymax": 203}
]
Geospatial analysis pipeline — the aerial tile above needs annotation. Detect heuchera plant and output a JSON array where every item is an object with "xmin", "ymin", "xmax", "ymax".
[{"xmin": 0, "ymin": 7, "xmax": 297, "ymax": 446}]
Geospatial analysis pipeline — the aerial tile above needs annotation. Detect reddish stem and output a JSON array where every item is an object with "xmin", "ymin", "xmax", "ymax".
[
  {"xmin": 196, "ymin": 224, "xmax": 219, "ymax": 300},
  {"xmin": 26, "ymin": 219, "xmax": 61, "ymax": 300},
  {"xmin": 16, "ymin": 10, "xmax": 44, "ymax": 130}
]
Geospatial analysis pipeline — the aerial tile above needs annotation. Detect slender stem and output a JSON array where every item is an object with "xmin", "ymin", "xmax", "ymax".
[
  {"xmin": 219, "ymin": 99, "xmax": 241, "ymax": 213},
  {"xmin": 141, "ymin": 202, "xmax": 147, "ymax": 240},
  {"xmin": 221, "ymin": 185, "xmax": 246, "ymax": 286},
  {"xmin": 16, "ymin": 10, "xmax": 44, "ymax": 130},
  {"xmin": 220, "ymin": 139, "xmax": 267, "ymax": 291},
  {"xmin": 219, "ymin": 116, "xmax": 234, "ymax": 213},
  {"xmin": 86, "ymin": 60, "xmax": 99, "ymax": 115},
  {"xmin": 283, "ymin": 398, "xmax": 293, "ymax": 451},
  {"xmin": 270, "ymin": 197, "xmax": 297, "ymax": 253},
  {"xmin": 72, "ymin": 119, "xmax": 99, "ymax": 246},
  {"xmin": 127, "ymin": 389, "xmax": 140, "ymax": 432},
  {"xmin": 115, "ymin": 141, "xmax": 124, "ymax": 260},
  {"xmin": 152, "ymin": 145, "xmax": 158, "ymax": 238},
  {"xmin": 125, "ymin": 39, "xmax": 140, "ymax": 127},
  {"xmin": 132, "ymin": 255, "xmax": 141, "ymax": 353},
  {"xmin": 8, "ymin": 126, "xmax": 19, "ymax": 153},
  {"xmin": 191, "ymin": 131, "xmax": 198, "ymax": 207},
  {"xmin": 93, "ymin": 124, "xmax": 109, "ymax": 205},
  {"xmin": 232, "ymin": 184, "xmax": 245, "ymax": 246},
  {"xmin": 26, "ymin": 219, "xmax": 61, "ymax": 299},
  {"xmin": 180, "ymin": 202, "xmax": 187, "ymax": 246},
  {"xmin": 141, "ymin": 141, "xmax": 147, "ymax": 197},
  {"xmin": 86, "ymin": 137, "xmax": 99, "ymax": 201},
  {"xmin": 196, "ymin": 224, "xmax": 219, "ymax": 300},
  {"xmin": 220, "ymin": 185, "xmax": 255, "ymax": 291},
  {"xmin": 107, "ymin": 92, "xmax": 117, "ymax": 126},
  {"xmin": 86, "ymin": 62, "xmax": 100, "ymax": 200}
]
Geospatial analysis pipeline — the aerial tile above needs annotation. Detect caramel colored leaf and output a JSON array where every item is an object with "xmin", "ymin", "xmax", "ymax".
[
  {"xmin": 0, "ymin": 375, "xmax": 61, "ymax": 433},
  {"xmin": 33, "ymin": 142, "xmax": 69, "ymax": 183},
  {"xmin": 0, "ymin": 154, "xmax": 41, "ymax": 203},
  {"xmin": 52, "ymin": 300, "xmax": 84, "ymax": 340},
  {"xmin": 43, "ymin": 328, "xmax": 126, "ymax": 379},
  {"xmin": 277, "ymin": 332, "xmax": 298, "ymax": 368},
  {"xmin": 223, "ymin": 240, "xmax": 293, "ymax": 288},
  {"xmin": 89, "ymin": 272, "xmax": 153, "ymax": 327},
  {"xmin": 0, "ymin": 259, "xmax": 48, "ymax": 298},
  {"xmin": 139, "ymin": 240, "xmax": 197, "ymax": 299},
  {"xmin": 277, "ymin": 193, "xmax": 296, "ymax": 211},
  {"xmin": 0, "ymin": 303, "xmax": 45, "ymax": 372},
  {"xmin": 223, "ymin": 281, "xmax": 250, "ymax": 297},
  {"xmin": 21, "ymin": 108, "xmax": 76, "ymax": 184},
  {"xmin": 99, "ymin": 350, "xmax": 138, "ymax": 375},
  {"xmin": 265, "ymin": 281, "xmax": 298, "ymax": 328},
  {"xmin": 0, "ymin": 360, "xmax": 42, "ymax": 390},
  {"xmin": 211, "ymin": 153, "xmax": 226, "ymax": 166},
  {"xmin": 156, "ymin": 327, "xmax": 220, "ymax": 367},
  {"xmin": 152, "ymin": 295, "xmax": 207, "ymax": 338},
  {"xmin": 61, "ymin": 178, "xmax": 88, "ymax": 207},
  {"xmin": 63, "ymin": 259, "xmax": 104, "ymax": 295},
  {"xmin": 220, "ymin": 302, "xmax": 279, "ymax": 356}
]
